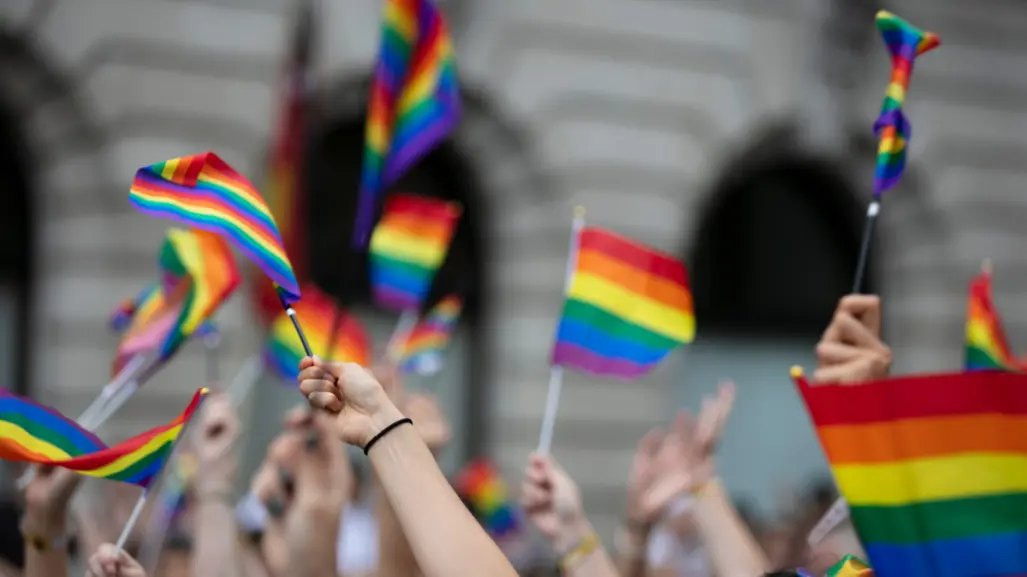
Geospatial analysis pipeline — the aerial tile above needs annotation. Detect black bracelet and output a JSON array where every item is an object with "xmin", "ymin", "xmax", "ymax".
[{"xmin": 363, "ymin": 417, "xmax": 413, "ymax": 455}]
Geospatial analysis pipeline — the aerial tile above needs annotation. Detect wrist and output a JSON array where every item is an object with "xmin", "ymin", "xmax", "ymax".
[
  {"xmin": 364, "ymin": 399, "xmax": 406, "ymax": 447},
  {"xmin": 553, "ymin": 514, "xmax": 593, "ymax": 555},
  {"xmin": 20, "ymin": 512, "xmax": 66, "ymax": 538}
]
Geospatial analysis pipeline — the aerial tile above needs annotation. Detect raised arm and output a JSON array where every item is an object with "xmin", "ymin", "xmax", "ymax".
[
  {"xmin": 298, "ymin": 357, "xmax": 517, "ymax": 577},
  {"xmin": 21, "ymin": 465, "xmax": 81, "ymax": 577}
]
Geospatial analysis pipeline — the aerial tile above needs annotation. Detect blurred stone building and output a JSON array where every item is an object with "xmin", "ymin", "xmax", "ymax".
[{"xmin": 1, "ymin": 0, "xmax": 1025, "ymax": 539}]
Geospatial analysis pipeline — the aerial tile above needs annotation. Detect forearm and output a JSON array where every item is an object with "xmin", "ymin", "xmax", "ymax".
[
  {"xmin": 368, "ymin": 416, "xmax": 516, "ymax": 577},
  {"xmin": 554, "ymin": 518, "xmax": 621, "ymax": 577},
  {"xmin": 375, "ymin": 475, "xmax": 420, "ymax": 577},
  {"xmin": 191, "ymin": 498, "xmax": 242, "ymax": 577},
  {"xmin": 288, "ymin": 508, "xmax": 341, "ymax": 577},
  {"xmin": 692, "ymin": 480, "xmax": 768, "ymax": 577},
  {"xmin": 22, "ymin": 516, "xmax": 69, "ymax": 577},
  {"xmin": 614, "ymin": 523, "xmax": 650, "ymax": 577}
]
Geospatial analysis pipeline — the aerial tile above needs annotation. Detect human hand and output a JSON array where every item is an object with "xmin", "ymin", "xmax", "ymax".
[
  {"xmin": 298, "ymin": 357, "xmax": 404, "ymax": 447},
  {"xmin": 251, "ymin": 408, "xmax": 307, "ymax": 577},
  {"xmin": 21, "ymin": 465, "xmax": 81, "ymax": 536},
  {"xmin": 520, "ymin": 454, "xmax": 590, "ymax": 554},
  {"xmin": 86, "ymin": 543, "xmax": 147, "ymax": 577},
  {"xmin": 192, "ymin": 392, "xmax": 240, "ymax": 495},
  {"xmin": 402, "ymin": 393, "xmax": 452, "ymax": 453},
  {"xmin": 813, "ymin": 295, "xmax": 891, "ymax": 384}
]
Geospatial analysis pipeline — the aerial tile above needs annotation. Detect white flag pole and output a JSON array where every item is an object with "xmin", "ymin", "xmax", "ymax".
[
  {"xmin": 536, "ymin": 206, "xmax": 586, "ymax": 455},
  {"xmin": 386, "ymin": 310, "xmax": 420, "ymax": 363}
]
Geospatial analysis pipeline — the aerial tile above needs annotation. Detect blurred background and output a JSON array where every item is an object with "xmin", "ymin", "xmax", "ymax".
[{"xmin": 0, "ymin": 0, "xmax": 1023, "ymax": 544}]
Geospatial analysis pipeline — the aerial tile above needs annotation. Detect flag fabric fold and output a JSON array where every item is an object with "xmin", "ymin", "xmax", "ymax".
[
  {"xmin": 129, "ymin": 151, "xmax": 301, "ymax": 304},
  {"xmin": 872, "ymin": 11, "xmax": 939, "ymax": 196},
  {"xmin": 369, "ymin": 193, "xmax": 461, "ymax": 311},
  {"xmin": 397, "ymin": 294, "xmax": 461, "ymax": 375},
  {"xmin": 551, "ymin": 226, "xmax": 694, "ymax": 380},
  {"xmin": 0, "ymin": 388, "xmax": 207, "ymax": 488},
  {"xmin": 264, "ymin": 285, "xmax": 370, "ymax": 381},
  {"xmin": 794, "ymin": 368, "xmax": 1027, "ymax": 577},
  {"xmin": 353, "ymin": 0, "xmax": 461, "ymax": 247}
]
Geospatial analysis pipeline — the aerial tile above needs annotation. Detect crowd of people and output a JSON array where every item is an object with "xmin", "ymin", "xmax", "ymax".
[{"xmin": 0, "ymin": 294, "xmax": 888, "ymax": 577}]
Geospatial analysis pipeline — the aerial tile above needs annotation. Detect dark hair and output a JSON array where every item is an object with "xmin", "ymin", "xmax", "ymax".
[
  {"xmin": 0, "ymin": 499, "xmax": 24, "ymax": 569},
  {"xmin": 764, "ymin": 572, "xmax": 802, "ymax": 577}
]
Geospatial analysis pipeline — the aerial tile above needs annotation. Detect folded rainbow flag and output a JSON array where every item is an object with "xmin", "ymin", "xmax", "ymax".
[
  {"xmin": 872, "ymin": 11, "xmax": 939, "ymax": 197},
  {"xmin": 794, "ymin": 367, "xmax": 1027, "ymax": 577},
  {"xmin": 825, "ymin": 555, "xmax": 874, "ymax": 577},
  {"xmin": 369, "ymin": 194, "xmax": 461, "ymax": 311},
  {"xmin": 552, "ymin": 226, "xmax": 694, "ymax": 379},
  {"xmin": 129, "ymin": 152, "xmax": 301, "ymax": 304},
  {"xmin": 112, "ymin": 229, "xmax": 239, "ymax": 376},
  {"xmin": 455, "ymin": 459, "xmax": 521, "ymax": 538},
  {"xmin": 965, "ymin": 269, "xmax": 1023, "ymax": 372},
  {"xmin": 264, "ymin": 285, "xmax": 370, "ymax": 381},
  {"xmin": 0, "ymin": 388, "xmax": 206, "ymax": 488},
  {"xmin": 353, "ymin": 0, "xmax": 461, "ymax": 247},
  {"xmin": 398, "ymin": 295, "xmax": 461, "ymax": 375}
]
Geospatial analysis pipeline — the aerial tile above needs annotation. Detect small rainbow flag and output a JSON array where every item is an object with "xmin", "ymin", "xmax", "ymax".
[
  {"xmin": 369, "ymin": 194, "xmax": 461, "ymax": 311},
  {"xmin": 397, "ymin": 295, "xmax": 461, "ymax": 375},
  {"xmin": 264, "ymin": 285, "xmax": 370, "ymax": 381},
  {"xmin": 455, "ymin": 459, "xmax": 521, "ymax": 538},
  {"xmin": 0, "ymin": 388, "xmax": 206, "ymax": 488},
  {"xmin": 966, "ymin": 268, "xmax": 1023, "ymax": 372},
  {"xmin": 552, "ymin": 226, "xmax": 694, "ymax": 379},
  {"xmin": 795, "ymin": 368, "xmax": 1027, "ymax": 577},
  {"xmin": 825, "ymin": 555, "xmax": 874, "ymax": 577},
  {"xmin": 110, "ymin": 283, "xmax": 160, "ymax": 332},
  {"xmin": 872, "ymin": 11, "xmax": 939, "ymax": 197},
  {"xmin": 353, "ymin": 0, "xmax": 461, "ymax": 247},
  {"xmin": 128, "ymin": 152, "xmax": 301, "ymax": 304}
]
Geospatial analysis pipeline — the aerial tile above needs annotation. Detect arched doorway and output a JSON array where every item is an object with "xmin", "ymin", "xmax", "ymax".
[
  {"xmin": 679, "ymin": 123, "xmax": 866, "ymax": 512},
  {"xmin": 305, "ymin": 114, "xmax": 486, "ymax": 474}
]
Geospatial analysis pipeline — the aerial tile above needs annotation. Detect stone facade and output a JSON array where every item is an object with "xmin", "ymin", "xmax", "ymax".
[{"xmin": 2, "ymin": 0, "xmax": 1027, "ymax": 540}]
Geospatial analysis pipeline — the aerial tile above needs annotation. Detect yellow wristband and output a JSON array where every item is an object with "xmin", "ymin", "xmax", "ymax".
[{"xmin": 559, "ymin": 532, "xmax": 600, "ymax": 571}]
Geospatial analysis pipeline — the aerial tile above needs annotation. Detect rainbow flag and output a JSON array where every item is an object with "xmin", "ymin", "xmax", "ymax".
[
  {"xmin": 111, "ymin": 229, "xmax": 239, "ymax": 376},
  {"xmin": 398, "ymin": 295, "xmax": 461, "ymax": 375},
  {"xmin": 794, "ymin": 368, "xmax": 1027, "ymax": 577},
  {"xmin": 110, "ymin": 283, "xmax": 160, "ymax": 332},
  {"xmin": 872, "ymin": 11, "xmax": 939, "ymax": 197},
  {"xmin": 353, "ymin": 0, "xmax": 461, "ymax": 247},
  {"xmin": 552, "ymin": 226, "xmax": 694, "ymax": 379},
  {"xmin": 254, "ymin": 0, "xmax": 317, "ymax": 324},
  {"xmin": 264, "ymin": 285, "xmax": 370, "ymax": 381},
  {"xmin": 369, "ymin": 194, "xmax": 461, "ymax": 311},
  {"xmin": 128, "ymin": 152, "xmax": 301, "ymax": 304},
  {"xmin": 966, "ymin": 269, "xmax": 1023, "ymax": 372},
  {"xmin": 825, "ymin": 555, "xmax": 874, "ymax": 577},
  {"xmin": 455, "ymin": 459, "xmax": 521, "ymax": 538},
  {"xmin": 0, "ymin": 388, "xmax": 206, "ymax": 488}
]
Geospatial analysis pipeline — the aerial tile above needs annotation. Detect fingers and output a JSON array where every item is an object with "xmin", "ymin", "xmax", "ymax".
[
  {"xmin": 838, "ymin": 294, "xmax": 882, "ymax": 337},
  {"xmin": 812, "ymin": 355, "xmax": 889, "ymax": 385},
  {"xmin": 298, "ymin": 358, "xmax": 342, "ymax": 412},
  {"xmin": 636, "ymin": 428, "xmax": 663, "ymax": 460},
  {"xmin": 88, "ymin": 543, "xmax": 131, "ymax": 577},
  {"xmin": 283, "ymin": 404, "xmax": 313, "ymax": 428},
  {"xmin": 815, "ymin": 342, "xmax": 863, "ymax": 365}
]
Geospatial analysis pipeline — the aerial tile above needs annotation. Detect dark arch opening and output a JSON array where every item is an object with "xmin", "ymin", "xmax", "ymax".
[
  {"xmin": 305, "ymin": 116, "xmax": 488, "ymax": 459},
  {"xmin": 0, "ymin": 96, "xmax": 34, "ymax": 396},
  {"xmin": 690, "ymin": 150, "xmax": 867, "ymax": 338}
]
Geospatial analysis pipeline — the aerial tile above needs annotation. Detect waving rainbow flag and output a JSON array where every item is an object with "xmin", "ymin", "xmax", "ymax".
[
  {"xmin": 353, "ymin": 0, "xmax": 461, "ymax": 247},
  {"xmin": 966, "ymin": 268, "xmax": 1023, "ymax": 372},
  {"xmin": 398, "ymin": 295, "xmax": 461, "ymax": 375},
  {"xmin": 0, "ymin": 388, "xmax": 206, "ymax": 488},
  {"xmin": 129, "ymin": 152, "xmax": 301, "ymax": 304},
  {"xmin": 872, "ymin": 11, "xmax": 939, "ymax": 197},
  {"xmin": 264, "ymin": 285, "xmax": 370, "ymax": 381},
  {"xmin": 552, "ymin": 226, "xmax": 694, "ymax": 380},
  {"xmin": 455, "ymin": 459, "xmax": 521, "ymax": 538},
  {"xmin": 110, "ymin": 283, "xmax": 160, "ymax": 332},
  {"xmin": 369, "ymin": 194, "xmax": 461, "ymax": 311},
  {"xmin": 795, "ymin": 368, "xmax": 1027, "ymax": 577}
]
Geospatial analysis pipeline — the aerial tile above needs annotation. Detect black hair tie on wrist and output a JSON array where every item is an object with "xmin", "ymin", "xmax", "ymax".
[{"xmin": 363, "ymin": 417, "xmax": 413, "ymax": 455}]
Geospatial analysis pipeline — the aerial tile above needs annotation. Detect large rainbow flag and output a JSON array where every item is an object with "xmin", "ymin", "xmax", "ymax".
[
  {"xmin": 965, "ymin": 268, "xmax": 1024, "ymax": 372},
  {"xmin": 128, "ymin": 152, "xmax": 301, "ymax": 305},
  {"xmin": 353, "ymin": 0, "xmax": 461, "ymax": 247},
  {"xmin": 872, "ymin": 11, "xmax": 939, "ymax": 197},
  {"xmin": 551, "ymin": 226, "xmax": 694, "ymax": 379},
  {"xmin": 369, "ymin": 194, "xmax": 461, "ymax": 311},
  {"xmin": 264, "ymin": 285, "xmax": 370, "ymax": 381},
  {"xmin": 0, "ymin": 388, "xmax": 207, "ymax": 488},
  {"xmin": 398, "ymin": 294, "xmax": 461, "ymax": 375},
  {"xmin": 795, "ymin": 368, "xmax": 1027, "ymax": 577}
]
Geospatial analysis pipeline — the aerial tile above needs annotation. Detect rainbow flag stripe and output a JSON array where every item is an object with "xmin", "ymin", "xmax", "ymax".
[
  {"xmin": 795, "ymin": 368, "xmax": 1027, "ymax": 577},
  {"xmin": 129, "ymin": 152, "xmax": 301, "ymax": 303},
  {"xmin": 0, "ymin": 388, "xmax": 206, "ymax": 488},
  {"xmin": 369, "ymin": 194, "xmax": 461, "ymax": 311},
  {"xmin": 825, "ymin": 556, "xmax": 874, "ymax": 577},
  {"xmin": 966, "ymin": 270, "xmax": 1022, "ymax": 372},
  {"xmin": 872, "ymin": 11, "xmax": 939, "ymax": 197},
  {"xmin": 455, "ymin": 459, "xmax": 521, "ymax": 538},
  {"xmin": 398, "ymin": 294, "xmax": 461, "ymax": 375},
  {"xmin": 264, "ymin": 285, "xmax": 370, "ymax": 381},
  {"xmin": 552, "ymin": 227, "xmax": 694, "ymax": 379},
  {"xmin": 353, "ymin": 0, "xmax": 461, "ymax": 247},
  {"xmin": 110, "ymin": 283, "xmax": 160, "ymax": 332}
]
